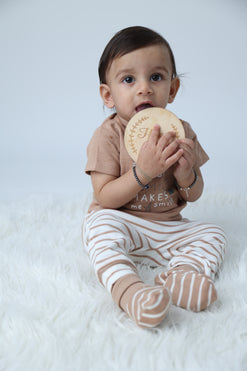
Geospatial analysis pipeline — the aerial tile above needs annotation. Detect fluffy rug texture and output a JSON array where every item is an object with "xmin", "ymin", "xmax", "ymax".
[{"xmin": 0, "ymin": 190, "xmax": 247, "ymax": 371}]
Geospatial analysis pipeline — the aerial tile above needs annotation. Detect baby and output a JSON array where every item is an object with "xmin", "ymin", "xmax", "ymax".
[{"xmin": 82, "ymin": 26, "xmax": 226, "ymax": 328}]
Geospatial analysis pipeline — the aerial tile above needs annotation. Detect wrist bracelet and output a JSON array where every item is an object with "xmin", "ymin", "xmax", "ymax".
[
  {"xmin": 175, "ymin": 168, "xmax": 197, "ymax": 198},
  {"xmin": 133, "ymin": 162, "xmax": 149, "ymax": 190},
  {"xmin": 135, "ymin": 164, "xmax": 152, "ymax": 182}
]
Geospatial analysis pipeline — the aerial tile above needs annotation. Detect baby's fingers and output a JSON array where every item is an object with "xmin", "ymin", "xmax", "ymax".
[
  {"xmin": 162, "ymin": 138, "xmax": 180, "ymax": 158},
  {"xmin": 179, "ymin": 142, "xmax": 195, "ymax": 167},
  {"xmin": 148, "ymin": 125, "xmax": 161, "ymax": 145},
  {"xmin": 157, "ymin": 131, "xmax": 177, "ymax": 152},
  {"xmin": 165, "ymin": 148, "xmax": 184, "ymax": 168},
  {"xmin": 179, "ymin": 138, "xmax": 194, "ymax": 150}
]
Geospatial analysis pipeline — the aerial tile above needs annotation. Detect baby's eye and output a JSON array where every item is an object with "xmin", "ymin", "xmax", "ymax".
[
  {"xmin": 123, "ymin": 76, "xmax": 135, "ymax": 84},
  {"xmin": 151, "ymin": 73, "xmax": 162, "ymax": 82}
]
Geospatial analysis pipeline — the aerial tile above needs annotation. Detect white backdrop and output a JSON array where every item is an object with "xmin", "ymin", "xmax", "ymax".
[{"xmin": 1, "ymin": 0, "xmax": 247, "ymax": 200}]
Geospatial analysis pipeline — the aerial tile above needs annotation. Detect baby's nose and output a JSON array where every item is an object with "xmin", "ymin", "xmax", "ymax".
[{"xmin": 137, "ymin": 80, "xmax": 153, "ymax": 95}]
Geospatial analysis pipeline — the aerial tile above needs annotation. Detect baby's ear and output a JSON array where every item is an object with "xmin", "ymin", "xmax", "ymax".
[
  {"xmin": 168, "ymin": 77, "xmax": 180, "ymax": 103},
  {"xmin": 99, "ymin": 84, "xmax": 115, "ymax": 108}
]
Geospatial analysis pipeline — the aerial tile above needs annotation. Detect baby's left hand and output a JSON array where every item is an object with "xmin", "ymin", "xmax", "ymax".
[{"xmin": 173, "ymin": 138, "xmax": 196, "ymax": 185}]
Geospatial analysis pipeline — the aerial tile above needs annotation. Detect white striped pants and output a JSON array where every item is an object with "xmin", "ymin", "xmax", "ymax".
[{"xmin": 82, "ymin": 209, "xmax": 226, "ymax": 293}]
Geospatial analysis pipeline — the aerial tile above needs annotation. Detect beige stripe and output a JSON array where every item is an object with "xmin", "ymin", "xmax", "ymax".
[
  {"xmin": 170, "ymin": 273, "xmax": 176, "ymax": 293},
  {"xmin": 187, "ymin": 273, "xmax": 196, "ymax": 310},
  {"xmin": 181, "ymin": 249, "xmax": 217, "ymax": 267},
  {"xmin": 90, "ymin": 217, "xmax": 137, "ymax": 242},
  {"xmin": 170, "ymin": 254, "xmax": 205, "ymax": 271},
  {"xmin": 119, "ymin": 217, "xmax": 202, "ymax": 238},
  {"xmin": 121, "ymin": 218, "xmax": 191, "ymax": 235},
  {"xmin": 157, "ymin": 272, "xmax": 166, "ymax": 285},
  {"xmin": 97, "ymin": 260, "xmax": 137, "ymax": 283},
  {"xmin": 186, "ymin": 243, "xmax": 219, "ymax": 260},
  {"xmin": 94, "ymin": 251, "xmax": 123, "ymax": 266},
  {"xmin": 130, "ymin": 253, "xmax": 168, "ymax": 266},
  {"xmin": 132, "ymin": 230, "xmax": 144, "ymax": 251},
  {"xmin": 177, "ymin": 272, "xmax": 187, "ymax": 306},
  {"xmin": 135, "ymin": 291, "xmax": 145, "ymax": 322},
  {"xmin": 203, "ymin": 239, "xmax": 224, "ymax": 255},
  {"xmin": 105, "ymin": 268, "xmax": 136, "ymax": 288},
  {"xmin": 88, "ymin": 236, "xmax": 118, "ymax": 254},
  {"xmin": 166, "ymin": 226, "xmax": 223, "ymax": 255},
  {"xmin": 145, "ymin": 289, "xmax": 164, "ymax": 310},
  {"xmin": 143, "ymin": 304, "xmax": 170, "ymax": 318},
  {"xmin": 88, "ymin": 213, "xmax": 181, "ymax": 240},
  {"xmin": 197, "ymin": 277, "xmax": 206, "ymax": 311},
  {"xmin": 91, "ymin": 239, "xmax": 124, "ymax": 262},
  {"xmin": 145, "ymin": 218, "xmax": 194, "ymax": 228},
  {"xmin": 88, "ymin": 227, "xmax": 126, "ymax": 242},
  {"xmin": 145, "ymin": 239, "xmax": 170, "ymax": 260},
  {"xmin": 190, "ymin": 275, "xmax": 201, "ymax": 311},
  {"xmin": 207, "ymin": 283, "xmax": 213, "ymax": 307}
]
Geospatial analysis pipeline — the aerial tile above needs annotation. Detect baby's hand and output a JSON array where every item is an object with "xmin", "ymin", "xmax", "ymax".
[
  {"xmin": 173, "ymin": 138, "xmax": 196, "ymax": 185},
  {"xmin": 136, "ymin": 125, "xmax": 184, "ymax": 180}
]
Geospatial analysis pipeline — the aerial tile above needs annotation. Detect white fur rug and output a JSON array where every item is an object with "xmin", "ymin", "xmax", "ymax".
[{"xmin": 0, "ymin": 190, "xmax": 247, "ymax": 371}]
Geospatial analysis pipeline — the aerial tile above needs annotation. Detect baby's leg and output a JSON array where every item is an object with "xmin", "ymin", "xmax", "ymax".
[
  {"xmin": 82, "ymin": 210, "xmax": 171, "ymax": 327},
  {"xmin": 155, "ymin": 221, "xmax": 226, "ymax": 311}
]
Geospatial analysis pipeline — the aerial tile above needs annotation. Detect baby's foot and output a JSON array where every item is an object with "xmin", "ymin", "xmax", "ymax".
[
  {"xmin": 112, "ymin": 274, "xmax": 171, "ymax": 328},
  {"xmin": 155, "ymin": 268, "xmax": 217, "ymax": 312}
]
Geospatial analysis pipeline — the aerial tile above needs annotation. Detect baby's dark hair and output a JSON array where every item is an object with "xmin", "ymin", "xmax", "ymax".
[{"xmin": 98, "ymin": 26, "xmax": 178, "ymax": 84}]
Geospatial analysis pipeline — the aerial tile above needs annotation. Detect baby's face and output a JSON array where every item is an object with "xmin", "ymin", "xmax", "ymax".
[{"xmin": 100, "ymin": 44, "xmax": 179, "ymax": 123}]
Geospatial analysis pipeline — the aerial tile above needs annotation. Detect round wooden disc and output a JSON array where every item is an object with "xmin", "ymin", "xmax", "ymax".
[{"xmin": 124, "ymin": 107, "xmax": 185, "ymax": 161}]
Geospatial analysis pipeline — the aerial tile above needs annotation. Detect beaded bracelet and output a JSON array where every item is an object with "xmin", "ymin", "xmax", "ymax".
[
  {"xmin": 135, "ymin": 163, "xmax": 152, "ymax": 182},
  {"xmin": 175, "ymin": 168, "xmax": 198, "ymax": 198},
  {"xmin": 133, "ymin": 162, "xmax": 149, "ymax": 189}
]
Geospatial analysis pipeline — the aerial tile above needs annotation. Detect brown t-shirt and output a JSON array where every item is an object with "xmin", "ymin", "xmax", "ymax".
[{"xmin": 85, "ymin": 113, "xmax": 209, "ymax": 221}]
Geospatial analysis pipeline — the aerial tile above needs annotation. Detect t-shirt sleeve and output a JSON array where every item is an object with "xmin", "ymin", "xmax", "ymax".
[
  {"xmin": 182, "ymin": 121, "xmax": 209, "ymax": 168},
  {"xmin": 85, "ymin": 121, "xmax": 120, "ymax": 177}
]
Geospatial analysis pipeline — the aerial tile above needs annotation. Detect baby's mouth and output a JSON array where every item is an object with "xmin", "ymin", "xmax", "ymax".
[{"xmin": 135, "ymin": 103, "xmax": 153, "ymax": 113}]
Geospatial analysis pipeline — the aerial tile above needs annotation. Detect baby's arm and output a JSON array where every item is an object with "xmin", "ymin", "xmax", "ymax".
[
  {"xmin": 91, "ymin": 126, "xmax": 183, "ymax": 209},
  {"xmin": 173, "ymin": 138, "xmax": 204, "ymax": 201}
]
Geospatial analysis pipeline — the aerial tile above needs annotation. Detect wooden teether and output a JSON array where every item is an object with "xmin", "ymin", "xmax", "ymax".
[{"xmin": 124, "ymin": 107, "xmax": 185, "ymax": 161}]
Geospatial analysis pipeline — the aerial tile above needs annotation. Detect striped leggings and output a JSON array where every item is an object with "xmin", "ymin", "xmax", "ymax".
[{"xmin": 82, "ymin": 209, "xmax": 226, "ymax": 293}]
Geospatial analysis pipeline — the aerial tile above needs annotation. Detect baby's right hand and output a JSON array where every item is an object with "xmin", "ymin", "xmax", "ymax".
[{"xmin": 136, "ymin": 125, "xmax": 184, "ymax": 180}]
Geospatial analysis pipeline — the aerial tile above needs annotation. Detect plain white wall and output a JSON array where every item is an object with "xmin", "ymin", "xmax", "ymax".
[{"xmin": 1, "ymin": 0, "xmax": 247, "ymax": 200}]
